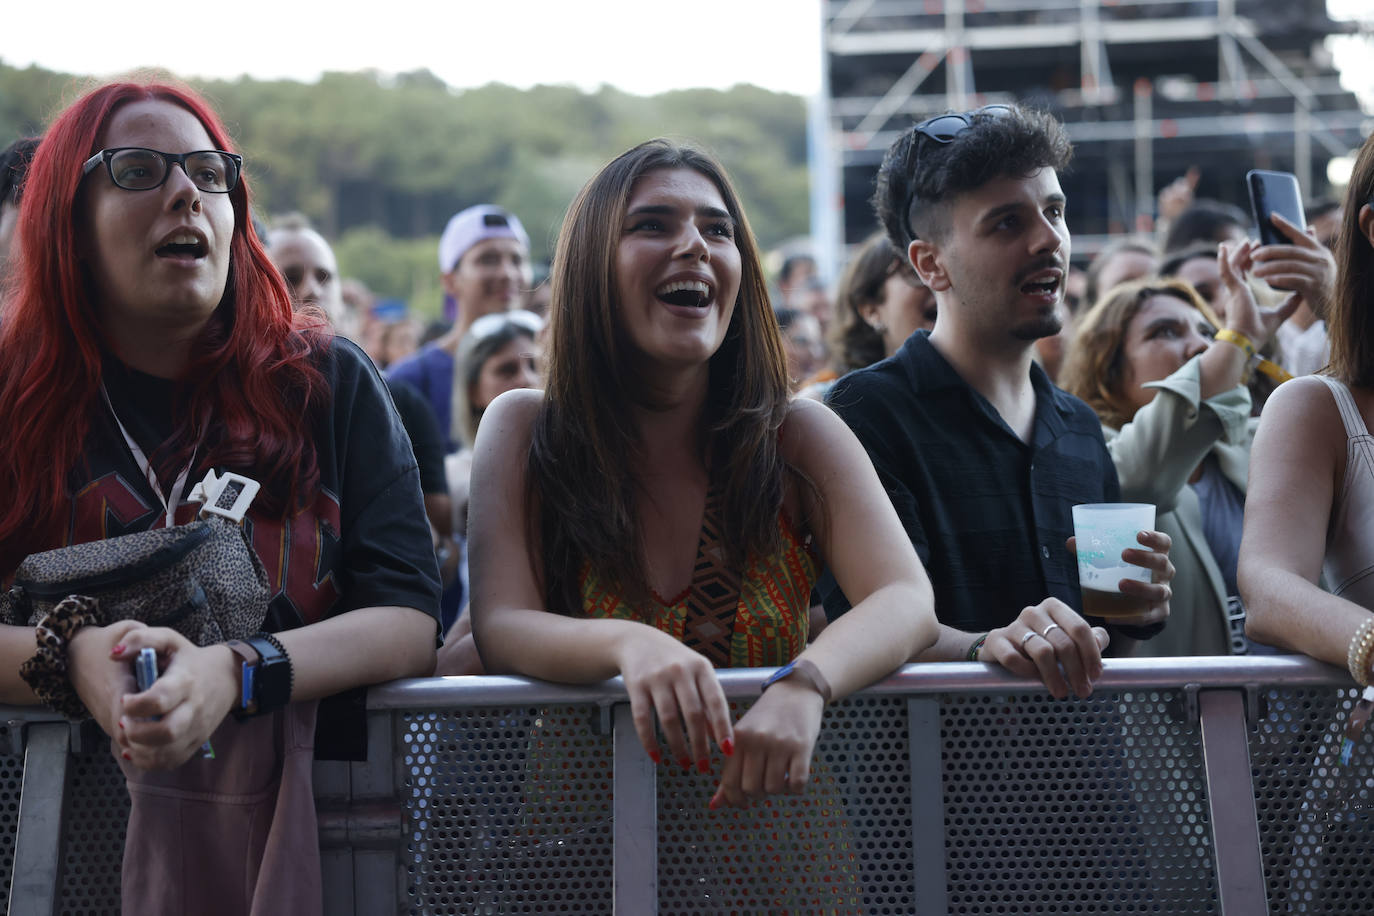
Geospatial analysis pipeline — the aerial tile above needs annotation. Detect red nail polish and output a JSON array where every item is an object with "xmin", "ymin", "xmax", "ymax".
[
  {"xmin": 121, "ymin": 751, "xmax": 131, "ymax": 761},
  {"xmin": 111, "ymin": 644, "xmax": 125, "ymax": 656},
  {"xmin": 708, "ymin": 796, "xmax": 721, "ymax": 811},
  {"xmin": 697, "ymin": 758, "xmax": 710, "ymax": 774},
  {"xmin": 678, "ymin": 756, "xmax": 691, "ymax": 770},
  {"xmin": 648, "ymin": 750, "xmax": 662, "ymax": 765},
  {"xmin": 118, "ymin": 719, "xmax": 124, "ymax": 730},
  {"xmin": 721, "ymin": 739, "xmax": 734, "ymax": 757}
]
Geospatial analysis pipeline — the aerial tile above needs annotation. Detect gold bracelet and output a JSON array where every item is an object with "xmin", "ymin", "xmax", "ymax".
[
  {"xmin": 1214, "ymin": 328, "xmax": 1256, "ymax": 362},
  {"xmin": 1347, "ymin": 617, "xmax": 1374, "ymax": 686}
]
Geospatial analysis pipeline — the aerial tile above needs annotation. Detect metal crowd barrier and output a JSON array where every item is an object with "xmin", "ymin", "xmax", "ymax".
[{"xmin": 3, "ymin": 656, "xmax": 1372, "ymax": 914}]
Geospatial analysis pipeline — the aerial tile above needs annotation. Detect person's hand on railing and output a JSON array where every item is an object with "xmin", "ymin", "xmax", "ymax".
[
  {"xmin": 615, "ymin": 627, "xmax": 734, "ymax": 773},
  {"xmin": 709, "ymin": 677, "xmax": 825, "ymax": 809},
  {"xmin": 106, "ymin": 626, "xmax": 239, "ymax": 770},
  {"xmin": 978, "ymin": 600, "xmax": 1108, "ymax": 699}
]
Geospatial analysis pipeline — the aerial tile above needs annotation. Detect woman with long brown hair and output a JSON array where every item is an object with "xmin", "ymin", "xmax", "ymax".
[
  {"xmin": 1240, "ymin": 133, "xmax": 1374, "ymax": 675},
  {"xmin": 468, "ymin": 139, "xmax": 937, "ymax": 910}
]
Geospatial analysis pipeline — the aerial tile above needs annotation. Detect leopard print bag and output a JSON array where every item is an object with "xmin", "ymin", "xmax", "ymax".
[{"xmin": 0, "ymin": 471, "xmax": 269, "ymax": 645}]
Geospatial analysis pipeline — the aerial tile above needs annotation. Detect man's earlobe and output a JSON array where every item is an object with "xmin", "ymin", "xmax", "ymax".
[{"xmin": 909, "ymin": 240, "xmax": 950, "ymax": 292}]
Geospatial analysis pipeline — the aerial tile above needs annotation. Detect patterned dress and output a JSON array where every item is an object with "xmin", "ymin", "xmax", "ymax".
[{"xmin": 575, "ymin": 488, "xmax": 865, "ymax": 915}]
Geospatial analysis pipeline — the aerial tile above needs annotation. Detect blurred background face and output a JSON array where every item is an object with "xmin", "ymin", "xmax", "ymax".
[
  {"xmin": 445, "ymin": 237, "xmax": 528, "ymax": 322},
  {"xmin": 378, "ymin": 318, "xmax": 421, "ymax": 368},
  {"xmin": 780, "ymin": 311, "xmax": 824, "ymax": 384},
  {"xmin": 470, "ymin": 332, "xmax": 539, "ymax": 411},
  {"xmin": 795, "ymin": 279, "xmax": 833, "ymax": 329},
  {"xmin": 270, "ymin": 228, "xmax": 339, "ymax": 308},
  {"xmin": 1119, "ymin": 293, "xmax": 1214, "ymax": 416},
  {"xmin": 1094, "ymin": 249, "xmax": 1157, "ymax": 305},
  {"xmin": 1174, "ymin": 255, "xmax": 1220, "ymax": 310},
  {"xmin": 866, "ymin": 262, "xmax": 936, "ymax": 356}
]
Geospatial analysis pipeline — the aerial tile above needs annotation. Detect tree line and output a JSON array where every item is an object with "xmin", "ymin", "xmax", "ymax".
[{"xmin": 0, "ymin": 62, "xmax": 810, "ymax": 317}]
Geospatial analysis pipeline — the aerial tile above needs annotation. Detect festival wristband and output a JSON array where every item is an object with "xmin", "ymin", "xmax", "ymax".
[
  {"xmin": 1253, "ymin": 358, "xmax": 1294, "ymax": 384},
  {"xmin": 1213, "ymin": 328, "xmax": 1256, "ymax": 362},
  {"xmin": 761, "ymin": 658, "xmax": 833, "ymax": 704}
]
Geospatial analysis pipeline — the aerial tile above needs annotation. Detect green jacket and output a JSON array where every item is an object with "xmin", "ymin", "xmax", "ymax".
[{"xmin": 1100, "ymin": 356, "xmax": 1254, "ymax": 657}]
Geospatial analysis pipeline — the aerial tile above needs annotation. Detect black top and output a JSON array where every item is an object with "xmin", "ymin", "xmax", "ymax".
[
  {"xmin": 386, "ymin": 377, "xmax": 449, "ymax": 496},
  {"xmin": 823, "ymin": 331, "xmax": 1160, "ymax": 639},
  {"xmin": 92, "ymin": 338, "xmax": 442, "ymax": 633},
  {"xmin": 92, "ymin": 339, "xmax": 442, "ymax": 758}
]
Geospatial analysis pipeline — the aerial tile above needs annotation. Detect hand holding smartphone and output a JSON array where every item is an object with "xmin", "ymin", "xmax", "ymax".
[
  {"xmin": 129, "ymin": 646, "xmax": 215, "ymax": 759},
  {"xmin": 1247, "ymin": 170, "xmax": 1306, "ymax": 247}
]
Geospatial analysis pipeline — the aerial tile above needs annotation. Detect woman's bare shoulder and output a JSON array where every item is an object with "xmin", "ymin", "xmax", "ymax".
[{"xmin": 1257, "ymin": 376, "xmax": 1345, "ymax": 436}]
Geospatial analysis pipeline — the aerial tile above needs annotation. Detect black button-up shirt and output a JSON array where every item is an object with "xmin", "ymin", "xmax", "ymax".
[{"xmin": 823, "ymin": 331, "xmax": 1142, "ymax": 635}]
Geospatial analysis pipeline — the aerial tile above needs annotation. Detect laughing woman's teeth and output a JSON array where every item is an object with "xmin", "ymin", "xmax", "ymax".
[{"xmin": 655, "ymin": 279, "xmax": 712, "ymax": 307}]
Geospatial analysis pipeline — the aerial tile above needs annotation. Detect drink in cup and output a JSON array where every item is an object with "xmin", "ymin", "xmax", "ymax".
[{"xmin": 1072, "ymin": 503, "xmax": 1155, "ymax": 619}]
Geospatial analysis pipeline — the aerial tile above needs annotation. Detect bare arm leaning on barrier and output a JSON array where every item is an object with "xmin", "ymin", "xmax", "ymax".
[
  {"xmin": 1239, "ymin": 377, "xmax": 1371, "ymax": 670},
  {"xmin": 469, "ymin": 390, "xmax": 938, "ymax": 808}
]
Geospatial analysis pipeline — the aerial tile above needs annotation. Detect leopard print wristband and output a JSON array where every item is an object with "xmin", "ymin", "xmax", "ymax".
[{"xmin": 20, "ymin": 595, "xmax": 104, "ymax": 721}]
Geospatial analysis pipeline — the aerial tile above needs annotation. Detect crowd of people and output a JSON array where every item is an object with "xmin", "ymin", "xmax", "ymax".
[{"xmin": 0, "ymin": 76, "xmax": 1372, "ymax": 913}]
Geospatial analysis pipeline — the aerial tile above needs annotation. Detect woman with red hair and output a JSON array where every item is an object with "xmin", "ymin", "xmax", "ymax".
[{"xmin": 0, "ymin": 82, "xmax": 440, "ymax": 913}]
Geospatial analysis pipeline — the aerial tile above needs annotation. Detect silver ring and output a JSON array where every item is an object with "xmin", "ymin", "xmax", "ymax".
[
  {"xmin": 1042, "ymin": 623, "xmax": 1063, "ymax": 639},
  {"xmin": 1019, "ymin": 630, "xmax": 1040, "ymax": 649}
]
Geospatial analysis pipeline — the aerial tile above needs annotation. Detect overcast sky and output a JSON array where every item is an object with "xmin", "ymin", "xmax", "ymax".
[
  {"xmin": 3, "ymin": 0, "xmax": 1367, "ymax": 103},
  {"xmin": 4, "ymin": 1, "xmax": 824, "ymax": 96}
]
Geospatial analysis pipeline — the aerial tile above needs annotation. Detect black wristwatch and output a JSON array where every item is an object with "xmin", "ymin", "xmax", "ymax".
[{"xmin": 227, "ymin": 633, "xmax": 294, "ymax": 720}]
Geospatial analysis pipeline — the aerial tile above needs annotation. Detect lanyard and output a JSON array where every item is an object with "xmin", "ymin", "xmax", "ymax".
[{"xmin": 100, "ymin": 385, "xmax": 195, "ymax": 529}]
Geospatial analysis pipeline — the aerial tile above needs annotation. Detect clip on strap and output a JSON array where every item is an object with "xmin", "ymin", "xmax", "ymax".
[{"xmin": 189, "ymin": 470, "xmax": 261, "ymax": 525}]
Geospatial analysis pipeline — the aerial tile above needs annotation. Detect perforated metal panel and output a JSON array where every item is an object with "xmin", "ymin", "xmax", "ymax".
[
  {"xmin": 1250, "ymin": 686, "xmax": 1374, "ymax": 915},
  {"xmin": 401, "ymin": 706, "xmax": 615, "ymax": 915},
  {"xmin": 0, "ymin": 725, "xmax": 22, "ymax": 908},
  {"xmin": 654, "ymin": 695, "xmax": 912, "ymax": 915},
  {"xmin": 940, "ymin": 689, "xmax": 1219, "ymax": 914},
  {"xmin": 57, "ymin": 748, "xmax": 128, "ymax": 915}
]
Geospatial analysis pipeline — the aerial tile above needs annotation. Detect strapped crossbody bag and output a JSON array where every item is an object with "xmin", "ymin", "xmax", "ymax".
[{"xmin": 0, "ymin": 469, "xmax": 270, "ymax": 645}]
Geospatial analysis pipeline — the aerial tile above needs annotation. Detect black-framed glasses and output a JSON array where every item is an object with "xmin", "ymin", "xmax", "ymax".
[
  {"xmin": 904, "ymin": 104, "xmax": 1015, "ymax": 239},
  {"xmin": 81, "ymin": 147, "xmax": 242, "ymax": 193}
]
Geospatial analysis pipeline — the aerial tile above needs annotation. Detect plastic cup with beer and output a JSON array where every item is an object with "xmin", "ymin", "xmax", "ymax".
[{"xmin": 1072, "ymin": 502, "xmax": 1156, "ymax": 618}]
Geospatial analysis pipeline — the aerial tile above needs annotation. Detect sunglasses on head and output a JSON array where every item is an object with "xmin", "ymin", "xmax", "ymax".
[{"xmin": 904, "ymin": 104, "xmax": 1015, "ymax": 240}]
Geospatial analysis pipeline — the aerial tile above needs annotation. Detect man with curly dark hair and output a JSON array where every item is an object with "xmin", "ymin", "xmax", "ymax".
[{"xmin": 824, "ymin": 104, "xmax": 1175, "ymax": 696}]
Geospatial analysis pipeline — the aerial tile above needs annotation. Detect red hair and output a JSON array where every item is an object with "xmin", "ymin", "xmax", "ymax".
[{"xmin": 0, "ymin": 81, "xmax": 329, "ymax": 574}]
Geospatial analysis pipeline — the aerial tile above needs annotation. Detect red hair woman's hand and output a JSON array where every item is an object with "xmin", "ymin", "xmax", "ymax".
[
  {"xmin": 67, "ymin": 619, "xmax": 148, "ymax": 740},
  {"xmin": 110, "ymin": 627, "xmax": 239, "ymax": 771}
]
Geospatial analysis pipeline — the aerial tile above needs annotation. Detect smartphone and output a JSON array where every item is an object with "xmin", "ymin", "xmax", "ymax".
[
  {"xmin": 134, "ymin": 647, "xmax": 158, "ymax": 693},
  {"xmin": 1247, "ymin": 170, "xmax": 1306, "ymax": 247}
]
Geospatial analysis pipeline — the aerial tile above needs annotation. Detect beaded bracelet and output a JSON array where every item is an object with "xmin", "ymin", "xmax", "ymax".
[
  {"xmin": 1346, "ymin": 617, "xmax": 1374, "ymax": 686},
  {"xmin": 967, "ymin": 633, "xmax": 989, "ymax": 661},
  {"xmin": 20, "ymin": 595, "xmax": 104, "ymax": 720}
]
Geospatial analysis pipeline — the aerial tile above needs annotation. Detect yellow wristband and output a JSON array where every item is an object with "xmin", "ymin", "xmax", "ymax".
[
  {"xmin": 1214, "ymin": 328, "xmax": 1256, "ymax": 362},
  {"xmin": 1254, "ymin": 358, "xmax": 1295, "ymax": 384}
]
